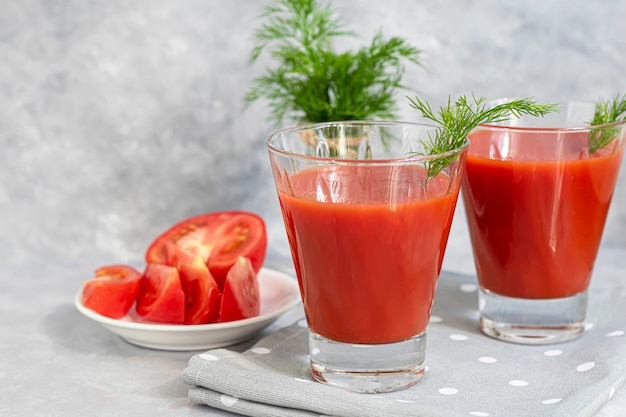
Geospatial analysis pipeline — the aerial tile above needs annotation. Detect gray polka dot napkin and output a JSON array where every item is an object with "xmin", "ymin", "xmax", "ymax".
[{"xmin": 181, "ymin": 270, "xmax": 626, "ymax": 417}]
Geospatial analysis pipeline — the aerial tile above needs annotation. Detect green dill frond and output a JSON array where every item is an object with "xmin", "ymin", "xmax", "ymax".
[
  {"xmin": 245, "ymin": 0, "xmax": 423, "ymax": 126},
  {"xmin": 408, "ymin": 94, "xmax": 558, "ymax": 180},
  {"xmin": 588, "ymin": 93, "xmax": 626, "ymax": 153}
]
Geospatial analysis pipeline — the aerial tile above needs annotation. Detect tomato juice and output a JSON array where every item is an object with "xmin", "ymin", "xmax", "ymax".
[
  {"xmin": 278, "ymin": 164, "xmax": 460, "ymax": 344},
  {"xmin": 462, "ymin": 129, "xmax": 624, "ymax": 299}
]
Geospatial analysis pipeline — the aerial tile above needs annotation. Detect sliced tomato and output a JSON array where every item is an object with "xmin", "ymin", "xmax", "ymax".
[
  {"xmin": 207, "ymin": 212, "xmax": 267, "ymax": 289},
  {"xmin": 81, "ymin": 264, "xmax": 142, "ymax": 319},
  {"xmin": 145, "ymin": 211, "xmax": 267, "ymax": 291},
  {"xmin": 135, "ymin": 263, "xmax": 185, "ymax": 324},
  {"xmin": 219, "ymin": 257, "xmax": 260, "ymax": 322},
  {"xmin": 168, "ymin": 243, "xmax": 221, "ymax": 325},
  {"xmin": 145, "ymin": 211, "xmax": 237, "ymax": 265}
]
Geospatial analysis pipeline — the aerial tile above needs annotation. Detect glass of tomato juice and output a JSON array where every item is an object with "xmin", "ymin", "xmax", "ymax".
[
  {"xmin": 267, "ymin": 121, "xmax": 469, "ymax": 393},
  {"xmin": 462, "ymin": 99, "xmax": 626, "ymax": 344}
]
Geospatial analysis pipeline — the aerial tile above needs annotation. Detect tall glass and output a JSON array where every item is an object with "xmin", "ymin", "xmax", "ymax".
[
  {"xmin": 267, "ymin": 121, "xmax": 468, "ymax": 393},
  {"xmin": 462, "ymin": 100, "xmax": 626, "ymax": 344}
]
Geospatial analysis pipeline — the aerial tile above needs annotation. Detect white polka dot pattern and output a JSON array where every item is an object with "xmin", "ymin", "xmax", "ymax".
[
  {"xmin": 439, "ymin": 387, "xmax": 459, "ymax": 395},
  {"xmin": 460, "ymin": 283, "xmax": 477, "ymax": 293},
  {"xmin": 199, "ymin": 353, "xmax": 219, "ymax": 361},
  {"xmin": 541, "ymin": 398, "xmax": 562, "ymax": 405},
  {"xmin": 220, "ymin": 395, "xmax": 238, "ymax": 406},
  {"xmin": 576, "ymin": 362, "xmax": 595, "ymax": 372},
  {"xmin": 182, "ymin": 271, "xmax": 626, "ymax": 417}
]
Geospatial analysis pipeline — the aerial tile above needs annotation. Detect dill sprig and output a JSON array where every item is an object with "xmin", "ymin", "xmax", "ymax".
[
  {"xmin": 407, "ymin": 94, "xmax": 558, "ymax": 180},
  {"xmin": 244, "ymin": 0, "xmax": 422, "ymax": 126},
  {"xmin": 588, "ymin": 93, "xmax": 626, "ymax": 153}
]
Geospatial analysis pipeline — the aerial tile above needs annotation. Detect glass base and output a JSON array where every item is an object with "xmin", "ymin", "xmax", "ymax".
[
  {"xmin": 308, "ymin": 331, "xmax": 426, "ymax": 394},
  {"xmin": 478, "ymin": 288, "xmax": 587, "ymax": 345}
]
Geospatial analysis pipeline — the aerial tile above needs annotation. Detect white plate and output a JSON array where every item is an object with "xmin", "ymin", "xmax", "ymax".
[{"xmin": 75, "ymin": 267, "xmax": 300, "ymax": 351}]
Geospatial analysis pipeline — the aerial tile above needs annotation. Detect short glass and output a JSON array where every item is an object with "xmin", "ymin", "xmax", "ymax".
[
  {"xmin": 267, "ymin": 121, "xmax": 468, "ymax": 393},
  {"xmin": 462, "ymin": 99, "xmax": 626, "ymax": 344}
]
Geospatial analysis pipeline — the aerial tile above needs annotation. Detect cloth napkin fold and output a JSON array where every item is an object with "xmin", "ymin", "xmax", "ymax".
[{"xmin": 182, "ymin": 270, "xmax": 626, "ymax": 417}]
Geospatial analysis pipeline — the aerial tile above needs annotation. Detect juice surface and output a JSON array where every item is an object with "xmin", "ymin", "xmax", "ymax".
[
  {"xmin": 278, "ymin": 164, "xmax": 459, "ymax": 344},
  {"xmin": 462, "ymin": 129, "xmax": 623, "ymax": 299}
]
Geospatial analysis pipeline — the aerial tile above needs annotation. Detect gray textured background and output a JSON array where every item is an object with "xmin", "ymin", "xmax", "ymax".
[
  {"xmin": 3, "ymin": 2, "xmax": 626, "ymax": 416},
  {"xmin": 2, "ymin": 0, "xmax": 626, "ymax": 269}
]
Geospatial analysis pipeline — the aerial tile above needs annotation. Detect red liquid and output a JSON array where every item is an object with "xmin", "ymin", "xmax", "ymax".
[
  {"xmin": 462, "ymin": 129, "xmax": 623, "ymax": 299},
  {"xmin": 278, "ymin": 165, "xmax": 460, "ymax": 344}
]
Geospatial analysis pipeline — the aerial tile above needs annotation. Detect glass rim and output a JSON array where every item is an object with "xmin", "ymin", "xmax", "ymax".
[
  {"xmin": 479, "ymin": 97, "xmax": 626, "ymax": 133},
  {"xmin": 266, "ymin": 120, "xmax": 470, "ymax": 164},
  {"xmin": 477, "ymin": 118, "xmax": 626, "ymax": 134}
]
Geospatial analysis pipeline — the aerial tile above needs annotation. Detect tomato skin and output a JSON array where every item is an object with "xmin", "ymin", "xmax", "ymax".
[
  {"xmin": 81, "ymin": 265, "xmax": 142, "ymax": 319},
  {"xmin": 145, "ymin": 212, "xmax": 238, "ymax": 265},
  {"xmin": 219, "ymin": 257, "xmax": 260, "ymax": 322},
  {"xmin": 168, "ymin": 244, "xmax": 222, "ymax": 325},
  {"xmin": 207, "ymin": 212, "xmax": 267, "ymax": 289},
  {"xmin": 144, "ymin": 211, "xmax": 267, "ymax": 291},
  {"xmin": 135, "ymin": 263, "xmax": 185, "ymax": 324},
  {"xmin": 80, "ymin": 211, "xmax": 267, "ymax": 325}
]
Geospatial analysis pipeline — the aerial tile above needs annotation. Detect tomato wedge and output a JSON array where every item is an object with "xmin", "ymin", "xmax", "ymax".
[
  {"xmin": 207, "ymin": 212, "xmax": 267, "ymax": 289},
  {"xmin": 145, "ymin": 211, "xmax": 267, "ymax": 290},
  {"xmin": 168, "ymin": 243, "xmax": 221, "ymax": 325},
  {"xmin": 135, "ymin": 263, "xmax": 185, "ymax": 324},
  {"xmin": 81, "ymin": 265, "xmax": 142, "ymax": 319},
  {"xmin": 219, "ymin": 257, "xmax": 260, "ymax": 322}
]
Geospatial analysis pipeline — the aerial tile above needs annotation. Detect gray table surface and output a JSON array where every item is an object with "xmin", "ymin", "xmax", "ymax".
[{"xmin": 3, "ymin": 242, "xmax": 626, "ymax": 417}]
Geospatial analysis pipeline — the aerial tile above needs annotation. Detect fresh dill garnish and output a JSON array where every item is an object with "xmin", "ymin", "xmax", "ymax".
[
  {"xmin": 244, "ymin": 0, "xmax": 422, "ymax": 126},
  {"xmin": 588, "ymin": 93, "xmax": 626, "ymax": 153},
  {"xmin": 407, "ymin": 94, "xmax": 558, "ymax": 180}
]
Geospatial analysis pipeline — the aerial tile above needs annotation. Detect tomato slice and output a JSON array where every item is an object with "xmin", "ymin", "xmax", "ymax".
[
  {"xmin": 145, "ymin": 211, "xmax": 237, "ymax": 265},
  {"xmin": 219, "ymin": 257, "xmax": 260, "ymax": 322},
  {"xmin": 207, "ymin": 212, "xmax": 267, "ymax": 289},
  {"xmin": 135, "ymin": 263, "xmax": 185, "ymax": 324},
  {"xmin": 81, "ymin": 265, "xmax": 142, "ymax": 319},
  {"xmin": 145, "ymin": 211, "xmax": 267, "ymax": 291},
  {"xmin": 168, "ymin": 243, "xmax": 221, "ymax": 325}
]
